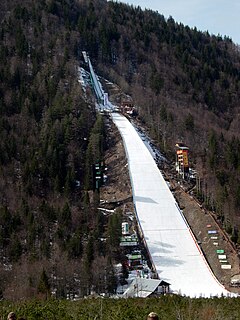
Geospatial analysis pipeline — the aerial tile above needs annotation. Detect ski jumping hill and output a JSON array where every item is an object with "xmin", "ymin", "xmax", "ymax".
[{"xmin": 112, "ymin": 112, "xmax": 232, "ymax": 298}]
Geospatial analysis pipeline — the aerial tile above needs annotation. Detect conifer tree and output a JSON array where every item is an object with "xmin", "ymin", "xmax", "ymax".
[{"xmin": 37, "ymin": 269, "xmax": 51, "ymax": 299}]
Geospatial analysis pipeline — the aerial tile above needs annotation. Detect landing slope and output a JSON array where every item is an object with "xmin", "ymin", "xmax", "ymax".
[{"xmin": 112, "ymin": 112, "xmax": 230, "ymax": 297}]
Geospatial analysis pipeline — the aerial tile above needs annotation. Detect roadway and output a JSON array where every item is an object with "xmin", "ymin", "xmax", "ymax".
[{"xmin": 111, "ymin": 112, "xmax": 231, "ymax": 297}]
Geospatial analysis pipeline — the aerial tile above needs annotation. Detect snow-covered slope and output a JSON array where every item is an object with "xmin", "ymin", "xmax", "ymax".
[{"xmin": 112, "ymin": 112, "xmax": 232, "ymax": 298}]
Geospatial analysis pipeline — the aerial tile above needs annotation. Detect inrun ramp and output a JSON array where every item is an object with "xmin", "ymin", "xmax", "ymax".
[{"xmin": 112, "ymin": 112, "xmax": 231, "ymax": 297}]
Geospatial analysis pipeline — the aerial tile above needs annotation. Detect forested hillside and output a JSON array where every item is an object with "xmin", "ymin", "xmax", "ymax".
[
  {"xmin": 1, "ymin": 0, "xmax": 240, "ymax": 300},
  {"xmin": 0, "ymin": 0, "xmax": 121, "ymax": 300},
  {"xmin": 78, "ymin": 0, "xmax": 240, "ymax": 239}
]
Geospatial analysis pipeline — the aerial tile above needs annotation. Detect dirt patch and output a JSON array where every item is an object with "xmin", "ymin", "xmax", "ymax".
[
  {"xmin": 173, "ymin": 184, "xmax": 240, "ymax": 293},
  {"xmin": 100, "ymin": 115, "xmax": 134, "ymax": 214}
]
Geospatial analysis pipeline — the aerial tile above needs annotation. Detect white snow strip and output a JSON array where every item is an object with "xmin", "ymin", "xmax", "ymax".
[{"xmin": 112, "ymin": 112, "xmax": 233, "ymax": 298}]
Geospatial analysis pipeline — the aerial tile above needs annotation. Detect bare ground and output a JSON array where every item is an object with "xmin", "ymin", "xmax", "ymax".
[
  {"xmin": 100, "ymin": 115, "xmax": 134, "ymax": 214},
  {"xmin": 173, "ymin": 184, "xmax": 240, "ymax": 293}
]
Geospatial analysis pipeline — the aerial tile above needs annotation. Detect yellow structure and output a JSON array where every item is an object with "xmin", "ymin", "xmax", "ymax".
[{"xmin": 176, "ymin": 143, "xmax": 189, "ymax": 177}]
